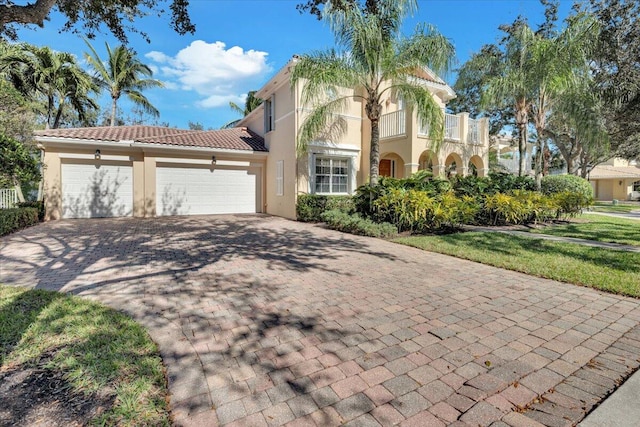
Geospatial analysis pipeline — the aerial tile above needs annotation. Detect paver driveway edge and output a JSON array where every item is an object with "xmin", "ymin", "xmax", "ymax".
[{"xmin": 1, "ymin": 215, "xmax": 639, "ymax": 427}]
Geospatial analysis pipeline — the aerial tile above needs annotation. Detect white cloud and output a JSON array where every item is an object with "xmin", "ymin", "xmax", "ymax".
[{"xmin": 145, "ymin": 40, "xmax": 270, "ymax": 109}]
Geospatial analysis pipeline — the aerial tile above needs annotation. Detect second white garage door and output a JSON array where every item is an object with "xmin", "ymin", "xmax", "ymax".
[{"xmin": 156, "ymin": 165, "xmax": 259, "ymax": 216}]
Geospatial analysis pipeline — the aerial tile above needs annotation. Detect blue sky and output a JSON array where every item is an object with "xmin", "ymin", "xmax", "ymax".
[{"xmin": 15, "ymin": 0, "xmax": 575, "ymax": 129}]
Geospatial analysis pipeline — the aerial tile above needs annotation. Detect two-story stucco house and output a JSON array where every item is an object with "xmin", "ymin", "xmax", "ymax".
[{"xmin": 35, "ymin": 57, "xmax": 489, "ymax": 220}]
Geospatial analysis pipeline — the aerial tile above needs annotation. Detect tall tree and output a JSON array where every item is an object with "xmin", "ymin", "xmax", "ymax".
[
  {"xmin": 527, "ymin": 12, "xmax": 599, "ymax": 185},
  {"xmin": 84, "ymin": 40, "xmax": 164, "ymax": 127},
  {"xmin": 588, "ymin": 0, "xmax": 640, "ymax": 159},
  {"xmin": 481, "ymin": 19, "xmax": 536, "ymax": 177},
  {"xmin": 0, "ymin": 43, "xmax": 97, "ymax": 129},
  {"xmin": 0, "ymin": 0, "xmax": 194, "ymax": 43},
  {"xmin": 291, "ymin": 0, "xmax": 454, "ymax": 186}
]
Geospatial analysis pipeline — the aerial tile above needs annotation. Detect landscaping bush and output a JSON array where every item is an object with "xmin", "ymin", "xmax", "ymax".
[
  {"xmin": 0, "ymin": 207, "xmax": 39, "ymax": 236},
  {"xmin": 372, "ymin": 188, "xmax": 477, "ymax": 233},
  {"xmin": 552, "ymin": 191, "xmax": 593, "ymax": 218},
  {"xmin": 296, "ymin": 194, "xmax": 354, "ymax": 222},
  {"xmin": 488, "ymin": 172, "xmax": 536, "ymax": 192},
  {"xmin": 16, "ymin": 200, "xmax": 45, "ymax": 221},
  {"xmin": 541, "ymin": 174, "xmax": 593, "ymax": 198},
  {"xmin": 320, "ymin": 209, "xmax": 397, "ymax": 238},
  {"xmin": 354, "ymin": 173, "xmax": 451, "ymax": 218}
]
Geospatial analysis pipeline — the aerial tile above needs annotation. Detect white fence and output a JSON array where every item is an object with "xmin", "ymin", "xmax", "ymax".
[{"xmin": 0, "ymin": 188, "xmax": 18, "ymax": 209}]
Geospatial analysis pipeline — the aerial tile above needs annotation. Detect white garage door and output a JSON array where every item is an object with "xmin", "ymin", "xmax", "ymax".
[
  {"xmin": 61, "ymin": 163, "xmax": 133, "ymax": 219},
  {"xmin": 156, "ymin": 166, "xmax": 258, "ymax": 216}
]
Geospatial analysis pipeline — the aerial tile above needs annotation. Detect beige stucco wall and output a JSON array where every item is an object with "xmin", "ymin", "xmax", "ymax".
[
  {"xmin": 592, "ymin": 178, "xmax": 639, "ymax": 201},
  {"xmin": 41, "ymin": 143, "xmax": 265, "ymax": 220}
]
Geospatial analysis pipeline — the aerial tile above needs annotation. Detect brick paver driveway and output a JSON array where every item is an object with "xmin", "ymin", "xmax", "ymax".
[{"xmin": 2, "ymin": 215, "xmax": 640, "ymax": 426}]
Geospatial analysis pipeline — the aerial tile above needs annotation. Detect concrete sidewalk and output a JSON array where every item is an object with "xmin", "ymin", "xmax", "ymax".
[
  {"xmin": 584, "ymin": 210, "xmax": 640, "ymax": 221},
  {"xmin": 463, "ymin": 225, "xmax": 640, "ymax": 252},
  {"xmin": 579, "ymin": 369, "xmax": 640, "ymax": 427}
]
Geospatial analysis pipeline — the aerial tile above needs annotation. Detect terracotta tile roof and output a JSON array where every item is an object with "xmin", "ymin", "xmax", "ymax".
[
  {"xmin": 35, "ymin": 125, "xmax": 188, "ymax": 142},
  {"xmin": 35, "ymin": 126, "xmax": 267, "ymax": 152},
  {"xmin": 138, "ymin": 127, "xmax": 267, "ymax": 152},
  {"xmin": 589, "ymin": 165, "xmax": 640, "ymax": 180}
]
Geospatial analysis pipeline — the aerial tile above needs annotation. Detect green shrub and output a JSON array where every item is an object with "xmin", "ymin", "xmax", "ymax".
[
  {"xmin": 16, "ymin": 200, "xmax": 45, "ymax": 221},
  {"xmin": 488, "ymin": 172, "xmax": 536, "ymax": 192},
  {"xmin": 320, "ymin": 209, "xmax": 397, "ymax": 238},
  {"xmin": 552, "ymin": 191, "xmax": 593, "ymax": 218},
  {"xmin": 0, "ymin": 207, "xmax": 39, "ymax": 236},
  {"xmin": 296, "ymin": 194, "xmax": 354, "ymax": 222},
  {"xmin": 541, "ymin": 174, "xmax": 593, "ymax": 198},
  {"xmin": 355, "ymin": 173, "xmax": 451, "ymax": 218},
  {"xmin": 372, "ymin": 189, "xmax": 476, "ymax": 233}
]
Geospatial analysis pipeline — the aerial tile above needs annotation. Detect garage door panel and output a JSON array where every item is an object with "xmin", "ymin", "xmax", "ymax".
[
  {"xmin": 157, "ymin": 166, "xmax": 258, "ymax": 216},
  {"xmin": 62, "ymin": 163, "xmax": 133, "ymax": 219}
]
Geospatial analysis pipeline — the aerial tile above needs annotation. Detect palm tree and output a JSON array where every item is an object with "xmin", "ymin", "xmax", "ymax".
[
  {"xmin": 229, "ymin": 90, "xmax": 262, "ymax": 116},
  {"xmin": 291, "ymin": 0, "xmax": 454, "ymax": 186},
  {"xmin": 0, "ymin": 43, "xmax": 97, "ymax": 129},
  {"xmin": 223, "ymin": 90, "xmax": 262, "ymax": 128},
  {"xmin": 481, "ymin": 20, "xmax": 536, "ymax": 177},
  {"xmin": 528, "ymin": 13, "xmax": 600, "ymax": 184},
  {"xmin": 84, "ymin": 40, "xmax": 163, "ymax": 126}
]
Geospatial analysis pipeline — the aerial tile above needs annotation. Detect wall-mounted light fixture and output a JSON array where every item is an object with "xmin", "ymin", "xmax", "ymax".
[
  {"xmin": 95, "ymin": 149, "xmax": 101, "ymax": 160},
  {"xmin": 619, "ymin": 180, "xmax": 623, "ymax": 186},
  {"xmin": 211, "ymin": 155, "xmax": 217, "ymax": 166}
]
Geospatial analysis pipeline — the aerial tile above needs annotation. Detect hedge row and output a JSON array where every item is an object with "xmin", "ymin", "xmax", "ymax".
[
  {"xmin": 296, "ymin": 194, "xmax": 354, "ymax": 222},
  {"xmin": 0, "ymin": 207, "xmax": 39, "ymax": 236}
]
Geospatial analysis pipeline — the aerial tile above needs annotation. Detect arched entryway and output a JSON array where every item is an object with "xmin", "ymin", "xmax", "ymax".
[
  {"xmin": 418, "ymin": 150, "xmax": 437, "ymax": 174},
  {"xmin": 468, "ymin": 155, "xmax": 485, "ymax": 177},
  {"xmin": 444, "ymin": 153, "xmax": 463, "ymax": 178}
]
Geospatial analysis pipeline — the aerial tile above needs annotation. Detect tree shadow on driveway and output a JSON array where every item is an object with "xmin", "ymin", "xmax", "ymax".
[{"xmin": 0, "ymin": 214, "xmax": 400, "ymax": 294}]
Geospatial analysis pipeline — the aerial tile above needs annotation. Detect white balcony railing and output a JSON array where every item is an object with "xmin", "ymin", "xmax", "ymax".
[
  {"xmin": 384, "ymin": 111, "xmax": 486, "ymax": 146},
  {"xmin": 0, "ymin": 188, "xmax": 18, "ymax": 209},
  {"xmin": 445, "ymin": 113, "xmax": 460, "ymax": 140},
  {"xmin": 468, "ymin": 118, "xmax": 480, "ymax": 144},
  {"xmin": 380, "ymin": 110, "xmax": 406, "ymax": 139}
]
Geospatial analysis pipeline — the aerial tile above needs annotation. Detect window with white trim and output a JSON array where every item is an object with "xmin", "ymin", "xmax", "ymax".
[
  {"xmin": 264, "ymin": 95, "xmax": 275, "ymax": 133},
  {"xmin": 314, "ymin": 157, "xmax": 349, "ymax": 194},
  {"xmin": 633, "ymin": 180, "xmax": 640, "ymax": 192},
  {"xmin": 276, "ymin": 160, "xmax": 284, "ymax": 196}
]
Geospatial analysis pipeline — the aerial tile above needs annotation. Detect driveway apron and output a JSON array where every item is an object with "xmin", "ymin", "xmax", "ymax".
[{"xmin": 1, "ymin": 215, "xmax": 639, "ymax": 427}]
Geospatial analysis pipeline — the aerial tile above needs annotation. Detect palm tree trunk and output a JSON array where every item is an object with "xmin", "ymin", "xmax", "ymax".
[
  {"xmin": 370, "ymin": 119, "xmax": 381, "ymax": 186},
  {"xmin": 53, "ymin": 104, "xmax": 64, "ymax": 129},
  {"xmin": 518, "ymin": 122, "xmax": 527, "ymax": 176},
  {"xmin": 110, "ymin": 97, "xmax": 118, "ymax": 127}
]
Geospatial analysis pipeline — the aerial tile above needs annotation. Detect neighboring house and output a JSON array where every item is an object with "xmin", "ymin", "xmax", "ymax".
[
  {"xmin": 491, "ymin": 134, "xmax": 534, "ymax": 175},
  {"xmin": 35, "ymin": 57, "xmax": 489, "ymax": 220},
  {"xmin": 588, "ymin": 158, "xmax": 640, "ymax": 201}
]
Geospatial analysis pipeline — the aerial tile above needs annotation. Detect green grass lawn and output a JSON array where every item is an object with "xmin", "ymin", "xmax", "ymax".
[
  {"xmin": 526, "ymin": 214, "xmax": 640, "ymax": 246},
  {"xmin": 394, "ymin": 232, "xmax": 640, "ymax": 297},
  {"xmin": 590, "ymin": 202, "xmax": 640, "ymax": 213},
  {"xmin": 0, "ymin": 285, "xmax": 170, "ymax": 426}
]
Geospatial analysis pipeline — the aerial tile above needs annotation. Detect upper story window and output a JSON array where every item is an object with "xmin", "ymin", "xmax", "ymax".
[{"xmin": 264, "ymin": 95, "xmax": 275, "ymax": 133}]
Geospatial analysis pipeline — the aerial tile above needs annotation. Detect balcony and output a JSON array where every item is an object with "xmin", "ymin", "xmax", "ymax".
[
  {"xmin": 380, "ymin": 110, "xmax": 406, "ymax": 138},
  {"xmin": 380, "ymin": 110, "xmax": 487, "ymax": 147}
]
